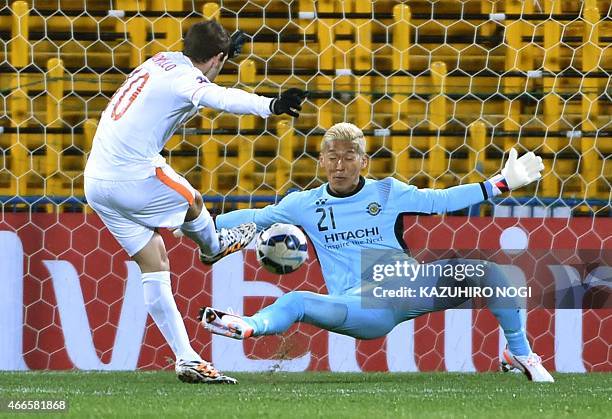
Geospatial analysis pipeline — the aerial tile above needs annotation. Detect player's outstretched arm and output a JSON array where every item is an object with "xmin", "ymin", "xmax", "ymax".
[
  {"xmin": 175, "ymin": 70, "xmax": 308, "ymax": 119},
  {"xmin": 403, "ymin": 148, "xmax": 544, "ymax": 214},
  {"xmin": 196, "ymin": 84, "xmax": 308, "ymax": 118},
  {"xmin": 215, "ymin": 191, "xmax": 302, "ymax": 231},
  {"xmin": 216, "ymin": 209, "xmax": 260, "ymax": 230}
]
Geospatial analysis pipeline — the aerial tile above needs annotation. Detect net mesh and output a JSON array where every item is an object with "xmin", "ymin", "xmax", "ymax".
[{"xmin": 0, "ymin": 0, "xmax": 610, "ymax": 372}]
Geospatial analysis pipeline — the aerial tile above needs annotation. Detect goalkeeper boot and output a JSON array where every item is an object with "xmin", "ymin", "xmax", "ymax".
[
  {"xmin": 199, "ymin": 307, "xmax": 254, "ymax": 340},
  {"xmin": 200, "ymin": 222, "xmax": 257, "ymax": 265},
  {"xmin": 500, "ymin": 347, "xmax": 554, "ymax": 382},
  {"xmin": 175, "ymin": 359, "xmax": 237, "ymax": 384}
]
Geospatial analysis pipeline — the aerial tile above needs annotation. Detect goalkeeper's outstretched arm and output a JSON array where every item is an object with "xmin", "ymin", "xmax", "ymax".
[
  {"xmin": 403, "ymin": 148, "xmax": 544, "ymax": 214},
  {"xmin": 215, "ymin": 191, "xmax": 302, "ymax": 230},
  {"xmin": 217, "ymin": 148, "xmax": 543, "ymax": 225}
]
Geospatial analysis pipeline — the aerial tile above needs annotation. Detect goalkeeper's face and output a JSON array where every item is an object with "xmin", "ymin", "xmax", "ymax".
[{"xmin": 319, "ymin": 140, "xmax": 368, "ymax": 195}]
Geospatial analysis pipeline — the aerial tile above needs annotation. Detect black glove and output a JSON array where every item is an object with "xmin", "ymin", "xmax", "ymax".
[
  {"xmin": 228, "ymin": 30, "xmax": 247, "ymax": 59},
  {"xmin": 270, "ymin": 88, "xmax": 308, "ymax": 117}
]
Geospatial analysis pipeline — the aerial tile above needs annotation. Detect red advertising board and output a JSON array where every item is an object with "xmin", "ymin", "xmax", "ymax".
[{"xmin": 1, "ymin": 214, "xmax": 610, "ymax": 372}]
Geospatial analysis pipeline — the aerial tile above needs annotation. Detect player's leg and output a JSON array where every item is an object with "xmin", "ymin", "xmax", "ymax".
[
  {"xmin": 482, "ymin": 262, "xmax": 553, "ymax": 382},
  {"xmin": 131, "ymin": 233, "xmax": 235, "ymax": 384},
  {"xmin": 393, "ymin": 259, "xmax": 553, "ymax": 382},
  {"xmin": 157, "ymin": 166, "xmax": 256, "ymax": 264},
  {"xmin": 85, "ymin": 177, "xmax": 236, "ymax": 384},
  {"xmin": 132, "ymin": 233, "xmax": 200, "ymax": 361},
  {"xmin": 202, "ymin": 291, "xmax": 397, "ymax": 340},
  {"xmin": 180, "ymin": 192, "xmax": 220, "ymax": 256},
  {"xmin": 477, "ymin": 261, "xmax": 530, "ymax": 355},
  {"xmin": 392, "ymin": 259, "xmax": 530, "ymax": 353}
]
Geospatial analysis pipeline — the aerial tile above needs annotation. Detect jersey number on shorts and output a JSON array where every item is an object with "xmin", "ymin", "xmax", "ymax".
[{"xmin": 108, "ymin": 69, "xmax": 150, "ymax": 120}]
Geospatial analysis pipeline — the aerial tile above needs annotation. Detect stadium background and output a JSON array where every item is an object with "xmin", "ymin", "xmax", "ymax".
[{"xmin": 0, "ymin": 0, "xmax": 610, "ymax": 373}]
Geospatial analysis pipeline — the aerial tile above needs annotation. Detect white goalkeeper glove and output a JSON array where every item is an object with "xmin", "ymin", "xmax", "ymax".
[{"xmin": 486, "ymin": 148, "xmax": 544, "ymax": 196}]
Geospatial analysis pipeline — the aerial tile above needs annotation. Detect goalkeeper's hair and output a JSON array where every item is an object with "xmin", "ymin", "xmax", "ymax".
[
  {"xmin": 183, "ymin": 20, "xmax": 231, "ymax": 63},
  {"xmin": 321, "ymin": 122, "xmax": 366, "ymax": 155}
]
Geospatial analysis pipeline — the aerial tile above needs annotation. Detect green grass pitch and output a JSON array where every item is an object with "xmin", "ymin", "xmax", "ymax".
[{"xmin": 0, "ymin": 371, "xmax": 610, "ymax": 418}]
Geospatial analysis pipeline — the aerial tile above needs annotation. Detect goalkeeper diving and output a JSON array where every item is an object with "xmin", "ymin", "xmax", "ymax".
[{"xmin": 202, "ymin": 122, "xmax": 553, "ymax": 382}]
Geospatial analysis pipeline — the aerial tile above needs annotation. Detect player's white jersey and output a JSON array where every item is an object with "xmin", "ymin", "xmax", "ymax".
[{"xmin": 85, "ymin": 51, "xmax": 273, "ymax": 181}]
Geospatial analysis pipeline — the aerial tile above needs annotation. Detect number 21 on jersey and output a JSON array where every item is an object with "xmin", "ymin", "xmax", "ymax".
[{"xmin": 316, "ymin": 207, "xmax": 336, "ymax": 231}]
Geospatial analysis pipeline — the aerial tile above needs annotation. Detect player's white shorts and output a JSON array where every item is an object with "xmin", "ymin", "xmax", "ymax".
[{"xmin": 84, "ymin": 164, "xmax": 196, "ymax": 256}]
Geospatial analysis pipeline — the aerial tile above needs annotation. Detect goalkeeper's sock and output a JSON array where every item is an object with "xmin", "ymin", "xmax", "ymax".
[
  {"xmin": 483, "ymin": 262, "xmax": 531, "ymax": 356},
  {"xmin": 245, "ymin": 291, "xmax": 352, "ymax": 337},
  {"xmin": 245, "ymin": 292, "xmax": 306, "ymax": 336},
  {"xmin": 491, "ymin": 308, "xmax": 531, "ymax": 356},
  {"xmin": 180, "ymin": 208, "xmax": 220, "ymax": 256},
  {"xmin": 142, "ymin": 271, "xmax": 201, "ymax": 362}
]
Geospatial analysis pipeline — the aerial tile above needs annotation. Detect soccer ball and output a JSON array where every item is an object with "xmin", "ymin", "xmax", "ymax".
[{"xmin": 256, "ymin": 223, "xmax": 308, "ymax": 274}]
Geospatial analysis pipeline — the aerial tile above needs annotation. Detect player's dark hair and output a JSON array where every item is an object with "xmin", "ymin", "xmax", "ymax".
[{"xmin": 183, "ymin": 20, "xmax": 231, "ymax": 63}]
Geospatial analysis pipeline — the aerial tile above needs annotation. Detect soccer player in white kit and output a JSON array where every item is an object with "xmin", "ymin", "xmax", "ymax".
[{"xmin": 84, "ymin": 21, "xmax": 307, "ymax": 384}]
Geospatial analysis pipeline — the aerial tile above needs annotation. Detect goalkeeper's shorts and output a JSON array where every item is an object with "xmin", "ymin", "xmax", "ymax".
[{"xmin": 84, "ymin": 164, "xmax": 196, "ymax": 256}]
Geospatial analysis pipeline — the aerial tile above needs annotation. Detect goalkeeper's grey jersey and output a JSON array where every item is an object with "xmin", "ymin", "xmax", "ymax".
[{"xmin": 217, "ymin": 177, "xmax": 487, "ymax": 295}]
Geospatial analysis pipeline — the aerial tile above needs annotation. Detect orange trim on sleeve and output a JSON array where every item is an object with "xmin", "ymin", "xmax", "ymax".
[{"xmin": 155, "ymin": 167, "xmax": 195, "ymax": 206}]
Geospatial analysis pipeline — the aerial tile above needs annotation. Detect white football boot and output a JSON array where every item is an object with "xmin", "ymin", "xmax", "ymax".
[
  {"xmin": 199, "ymin": 223, "xmax": 257, "ymax": 265},
  {"xmin": 500, "ymin": 347, "xmax": 555, "ymax": 382},
  {"xmin": 199, "ymin": 307, "xmax": 254, "ymax": 340},
  {"xmin": 175, "ymin": 359, "xmax": 237, "ymax": 384}
]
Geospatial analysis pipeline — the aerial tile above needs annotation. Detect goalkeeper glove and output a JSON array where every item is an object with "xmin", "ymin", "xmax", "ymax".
[
  {"xmin": 486, "ymin": 148, "xmax": 544, "ymax": 196},
  {"xmin": 270, "ymin": 88, "xmax": 308, "ymax": 118},
  {"xmin": 228, "ymin": 30, "xmax": 247, "ymax": 59}
]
